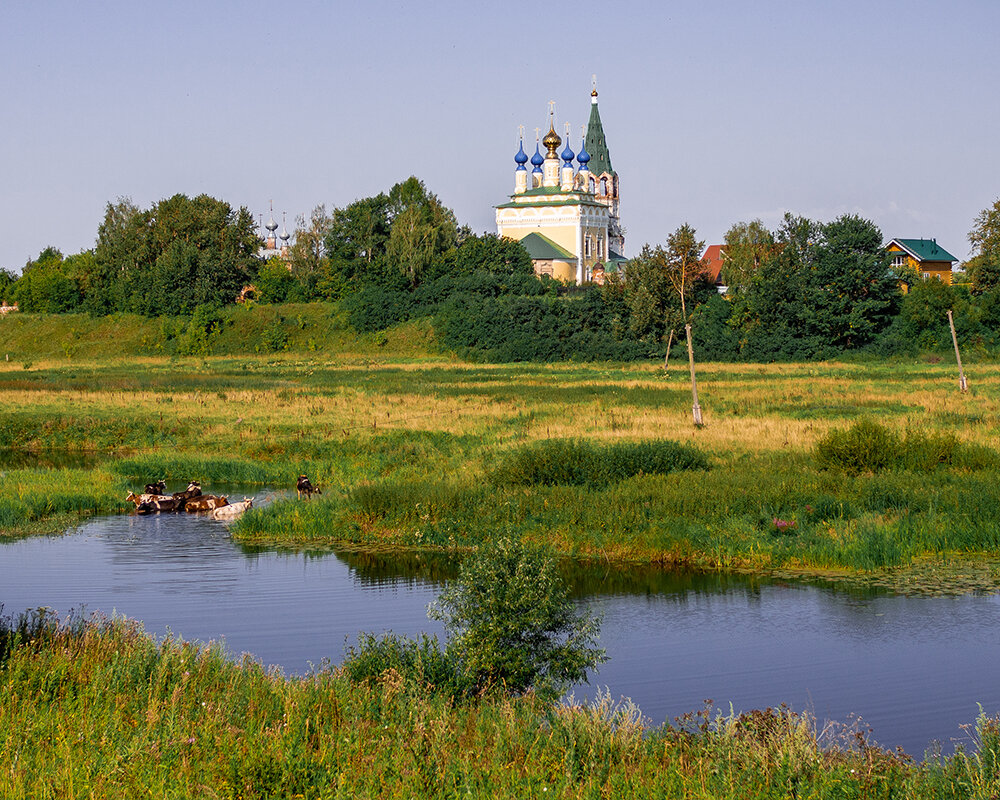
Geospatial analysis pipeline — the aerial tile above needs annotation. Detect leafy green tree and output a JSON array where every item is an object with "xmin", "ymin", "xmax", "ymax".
[
  {"xmin": 0, "ymin": 269, "xmax": 15, "ymax": 304},
  {"xmin": 734, "ymin": 213, "xmax": 899, "ymax": 357},
  {"xmin": 288, "ymin": 205, "xmax": 333, "ymax": 278},
  {"xmin": 10, "ymin": 247, "xmax": 83, "ymax": 313},
  {"xmin": 254, "ymin": 257, "xmax": 295, "ymax": 303},
  {"xmin": 91, "ymin": 194, "xmax": 259, "ymax": 316},
  {"xmin": 722, "ymin": 220, "xmax": 778, "ymax": 329},
  {"xmin": 323, "ymin": 193, "xmax": 392, "ymax": 291},
  {"xmin": 967, "ymin": 199, "xmax": 1000, "ymax": 294},
  {"xmin": 385, "ymin": 177, "xmax": 459, "ymax": 287},
  {"xmin": 429, "ymin": 538, "xmax": 605, "ymax": 698},
  {"xmin": 665, "ymin": 223, "xmax": 706, "ymax": 321},
  {"xmin": 448, "ymin": 233, "xmax": 532, "ymax": 278}
]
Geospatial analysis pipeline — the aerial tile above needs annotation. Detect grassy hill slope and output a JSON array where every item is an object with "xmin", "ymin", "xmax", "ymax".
[{"xmin": 0, "ymin": 303, "xmax": 440, "ymax": 362}]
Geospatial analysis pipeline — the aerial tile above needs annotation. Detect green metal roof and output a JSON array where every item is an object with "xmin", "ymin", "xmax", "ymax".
[
  {"xmin": 890, "ymin": 238, "xmax": 958, "ymax": 263},
  {"xmin": 496, "ymin": 193, "xmax": 606, "ymax": 210},
  {"xmin": 520, "ymin": 186, "xmax": 566, "ymax": 196},
  {"xmin": 518, "ymin": 232, "xmax": 575, "ymax": 260},
  {"xmin": 585, "ymin": 101, "xmax": 613, "ymax": 177}
]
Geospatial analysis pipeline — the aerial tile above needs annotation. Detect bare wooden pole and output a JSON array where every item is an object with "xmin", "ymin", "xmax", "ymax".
[
  {"xmin": 947, "ymin": 309, "xmax": 968, "ymax": 392},
  {"xmin": 685, "ymin": 323, "xmax": 703, "ymax": 426},
  {"xmin": 663, "ymin": 329, "xmax": 674, "ymax": 370}
]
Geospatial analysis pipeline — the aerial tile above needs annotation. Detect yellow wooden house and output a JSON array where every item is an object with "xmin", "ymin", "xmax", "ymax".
[{"xmin": 886, "ymin": 238, "xmax": 958, "ymax": 285}]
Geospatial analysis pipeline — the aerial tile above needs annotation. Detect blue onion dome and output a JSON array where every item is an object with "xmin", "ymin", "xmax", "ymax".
[
  {"xmin": 577, "ymin": 142, "xmax": 590, "ymax": 168},
  {"xmin": 514, "ymin": 140, "xmax": 528, "ymax": 168},
  {"xmin": 531, "ymin": 143, "xmax": 544, "ymax": 169},
  {"xmin": 561, "ymin": 139, "xmax": 575, "ymax": 165}
]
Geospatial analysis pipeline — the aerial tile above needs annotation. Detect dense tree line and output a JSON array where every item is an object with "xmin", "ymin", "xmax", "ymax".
[{"xmin": 5, "ymin": 182, "xmax": 1000, "ymax": 363}]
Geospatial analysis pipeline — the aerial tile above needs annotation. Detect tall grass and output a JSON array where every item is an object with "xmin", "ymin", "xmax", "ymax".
[
  {"xmin": 1, "ymin": 610, "xmax": 996, "ymax": 798},
  {"xmin": 0, "ymin": 467, "xmax": 126, "ymax": 537},
  {"xmin": 490, "ymin": 438, "xmax": 709, "ymax": 487}
]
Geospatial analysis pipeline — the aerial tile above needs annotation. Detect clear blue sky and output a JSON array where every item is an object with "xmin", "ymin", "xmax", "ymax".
[{"xmin": 3, "ymin": 0, "xmax": 998, "ymax": 272}]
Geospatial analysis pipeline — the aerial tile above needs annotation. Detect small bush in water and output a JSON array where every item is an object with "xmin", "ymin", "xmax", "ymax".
[
  {"xmin": 344, "ymin": 538, "xmax": 606, "ymax": 701},
  {"xmin": 491, "ymin": 439, "xmax": 709, "ymax": 487},
  {"xmin": 430, "ymin": 538, "xmax": 606, "ymax": 699}
]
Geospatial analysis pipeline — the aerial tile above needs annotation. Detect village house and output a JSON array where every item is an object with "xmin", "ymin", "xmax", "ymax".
[{"xmin": 886, "ymin": 238, "xmax": 958, "ymax": 284}]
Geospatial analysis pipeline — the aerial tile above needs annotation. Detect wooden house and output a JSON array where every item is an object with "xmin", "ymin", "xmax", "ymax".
[{"xmin": 886, "ymin": 238, "xmax": 958, "ymax": 284}]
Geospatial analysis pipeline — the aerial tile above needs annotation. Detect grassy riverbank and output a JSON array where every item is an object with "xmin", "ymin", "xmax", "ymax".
[
  {"xmin": 2, "ymin": 352, "xmax": 1000, "ymax": 589},
  {"xmin": 2, "ymin": 611, "xmax": 998, "ymax": 799}
]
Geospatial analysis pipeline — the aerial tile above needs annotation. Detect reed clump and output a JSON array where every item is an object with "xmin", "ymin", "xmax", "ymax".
[
  {"xmin": 2, "ymin": 609, "xmax": 998, "ymax": 798},
  {"xmin": 490, "ymin": 438, "xmax": 709, "ymax": 487},
  {"xmin": 816, "ymin": 419, "xmax": 999, "ymax": 474}
]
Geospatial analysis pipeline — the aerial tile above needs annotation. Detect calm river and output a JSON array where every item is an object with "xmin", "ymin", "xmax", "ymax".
[{"xmin": 2, "ymin": 489, "xmax": 999, "ymax": 757}]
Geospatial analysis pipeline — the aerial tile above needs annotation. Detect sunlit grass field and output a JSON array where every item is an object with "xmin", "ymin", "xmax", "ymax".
[{"xmin": 2, "ymin": 336, "xmax": 999, "ymax": 586}]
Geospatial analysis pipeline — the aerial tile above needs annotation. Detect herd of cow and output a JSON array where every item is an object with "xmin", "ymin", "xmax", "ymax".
[
  {"xmin": 126, "ymin": 480, "xmax": 253, "ymax": 520},
  {"xmin": 125, "ymin": 474, "xmax": 321, "ymax": 521}
]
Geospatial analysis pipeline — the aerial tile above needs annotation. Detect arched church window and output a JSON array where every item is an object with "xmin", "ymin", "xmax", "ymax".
[{"xmin": 600, "ymin": 177, "xmax": 608, "ymax": 196}]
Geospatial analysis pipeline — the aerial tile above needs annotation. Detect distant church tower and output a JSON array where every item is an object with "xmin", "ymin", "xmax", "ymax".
[
  {"xmin": 585, "ymin": 78, "xmax": 624, "ymax": 257},
  {"xmin": 258, "ymin": 202, "xmax": 292, "ymax": 261},
  {"xmin": 495, "ymin": 80, "xmax": 625, "ymax": 284}
]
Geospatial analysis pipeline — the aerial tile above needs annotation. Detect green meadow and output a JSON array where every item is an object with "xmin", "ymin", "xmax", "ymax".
[{"xmin": 2, "ymin": 309, "xmax": 1000, "ymax": 590}]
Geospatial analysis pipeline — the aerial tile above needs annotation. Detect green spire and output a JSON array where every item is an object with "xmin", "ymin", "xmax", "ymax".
[{"xmin": 585, "ymin": 98, "xmax": 613, "ymax": 176}]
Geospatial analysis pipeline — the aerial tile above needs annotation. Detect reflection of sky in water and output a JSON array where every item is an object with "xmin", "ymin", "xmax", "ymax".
[{"xmin": 3, "ymin": 505, "xmax": 999, "ymax": 757}]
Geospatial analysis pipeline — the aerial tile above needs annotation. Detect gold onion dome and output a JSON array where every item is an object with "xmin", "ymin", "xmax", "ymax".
[{"xmin": 542, "ymin": 121, "xmax": 561, "ymax": 157}]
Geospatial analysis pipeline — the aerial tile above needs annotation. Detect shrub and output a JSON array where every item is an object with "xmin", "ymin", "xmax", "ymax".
[
  {"xmin": 177, "ymin": 304, "xmax": 226, "ymax": 355},
  {"xmin": 816, "ymin": 420, "xmax": 1000, "ymax": 474},
  {"xmin": 429, "ymin": 538, "xmax": 606, "ymax": 699},
  {"xmin": 491, "ymin": 439, "xmax": 709, "ymax": 487},
  {"xmin": 344, "ymin": 539, "xmax": 606, "ymax": 702},
  {"xmin": 815, "ymin": 420, "xmax": 903, "ymax": 474},
  {"xmin": 257, "ymin": 319, "xmax": 289, "ymax": 352},
  {"xmin": 342, "ymin": 632, "xmax": 468, "ymax": 698}
]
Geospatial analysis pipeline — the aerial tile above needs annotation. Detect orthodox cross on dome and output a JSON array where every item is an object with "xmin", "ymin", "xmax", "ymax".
[
  {"xmin": 535, "ymin": 127, "xmax": 541, "ymax": 142},
  {"xmin": 548, "ymin": 100, "xmax": 556, "ymax": 120},
  {"xmin": 518, "ymin": 124, "xmax": 525, "ymax": 139}
]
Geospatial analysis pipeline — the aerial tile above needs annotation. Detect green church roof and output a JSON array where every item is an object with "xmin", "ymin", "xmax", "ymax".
[
  {"xmin": 585, "ymin": 100, "xmax": 613, "ymax": 177},
  {"xmin": 518, "ymin": 232, "xmax": 575, "ymax": 260},
  {"xmin": 891, "ymin": 238, "xmax": 958, "ymax": 263}
]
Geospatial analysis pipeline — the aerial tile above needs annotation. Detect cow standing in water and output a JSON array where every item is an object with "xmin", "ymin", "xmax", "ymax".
[{"xmin": 297, "ymin": 475, "xmax": 320, "ymax": 500}]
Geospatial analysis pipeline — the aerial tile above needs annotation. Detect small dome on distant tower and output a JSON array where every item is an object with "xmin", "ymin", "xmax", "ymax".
[
  {"xmin": 280, "ymin": 212, "xmax": 290, "ymax": 243},
  {"xmin": 531, "ymin": 142, "xmax": 544, "ymax": 169},
  {"xmin": 577, "ymin": 142, "xmax": 590, "ymax": 167},
  {"xmin": 542, "ymin": 122, "xmax": 561, "ymax": 157},
  {"xmin": 265, "ymin": 201, "xmax": 278, "ymax": 233},
  {"xmin": 514, "ymin": 139, "xmax": 528, "ymax": 168},
  {"xmin": 561, "ymin": 137, "xmax": 575, "ymax": 166}
]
